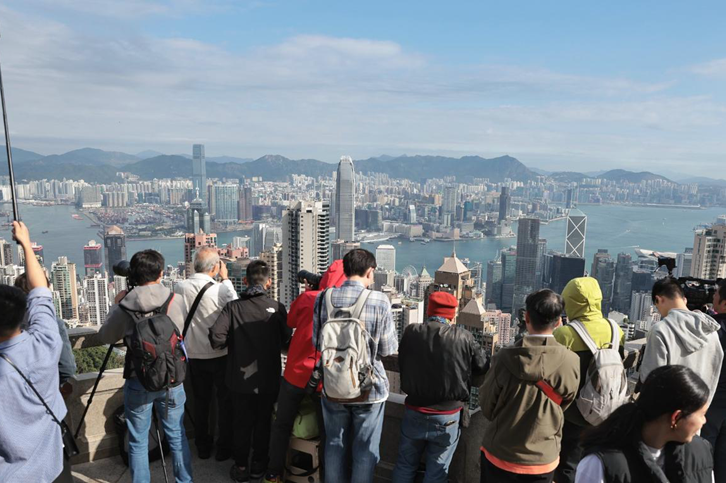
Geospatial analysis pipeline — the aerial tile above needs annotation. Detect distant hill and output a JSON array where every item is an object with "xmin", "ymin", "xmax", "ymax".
[
  {"xmin": 135, "ymin": 150, "xmax": 164, "ymax": 159},
  {"xmin": 679, "ymin": 176, "xmax": 726, "ymax": 187},
  {"xmin": 599, "ymin": 169, "xmax": 671, "ymax": 183},
  {"xmin": 207, "ymin": 156, "xmax": 254, "ymax": 164},
  {"xmin": 124, "ymin": 155, "xmax": 192, "ymax": 179},
  {"xmin": 14, "ymin": 159, "xmax": 119, "ymax": 183},
  {"xmin": 549, "ymin": 171, "xmax": 589, "ymax": 183},
  {"xmin": 41, "ymin": 148, "xmax": 139, "ymax": 167},
  {"xmin": 1, "ymin": 146, "xmax": 45, "ymax": 163}
]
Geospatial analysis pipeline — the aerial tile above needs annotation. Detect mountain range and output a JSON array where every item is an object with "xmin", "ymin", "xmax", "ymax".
[{"xmin": 2, "ymin": 146, "xmax": 723, "ymax": 186}]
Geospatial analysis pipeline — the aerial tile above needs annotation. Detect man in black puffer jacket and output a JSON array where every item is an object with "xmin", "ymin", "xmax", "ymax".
[{"xmin": 392, "ymin": 291, "xmax": 488, "ymax": 483}]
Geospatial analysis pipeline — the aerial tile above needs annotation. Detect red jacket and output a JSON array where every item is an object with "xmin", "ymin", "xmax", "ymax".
[{"xmin": 284, "ymin": 260, "xmax": 347, "ymax": 389}]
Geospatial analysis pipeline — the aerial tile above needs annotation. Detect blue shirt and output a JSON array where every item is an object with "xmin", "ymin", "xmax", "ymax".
[
  {"xmin": 0, "ymin": 288, "xmax": 66, "ymax": 482},
  {"xmin": 312, "ymin": 280, "xmax": 398, "ymax": 403}
]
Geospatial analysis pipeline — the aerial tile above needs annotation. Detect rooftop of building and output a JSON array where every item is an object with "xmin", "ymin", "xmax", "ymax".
[{"xmin": 437, "ymin": 252, "xmax": 469, "ymax": 274}]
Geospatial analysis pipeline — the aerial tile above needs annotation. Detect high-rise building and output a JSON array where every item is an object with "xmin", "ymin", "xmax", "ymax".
[
  {"xmin": 675, "ymin": 248, "xmax": 693, "ymax": 278},
  {"xmin": 630, "ymin": 291, "xmax": 656, "ymax": 323},
  {"xmin": 500, "ymin": 248, "xmax": 517, "ymax": 313},
  {"xmin": 192, "ymin": 144, "xmax": 206, "ymax": 203},
  {"xmin": 376, "ymin": 244, "xmax": 396, "ymax": 272},
  {"xmin": 413, "ymin": 266, "xmax": 433, "ymax": 299},
  {"xmin": 408, "ymin": 205, "xmax": 417, "ymax": 224},
  {"xmin": 187, "ymin": 193, "xmax": 211, "ymax": 234},
  {"xmin": 18, "ymin": 242, "xmax": 45, "ymax": 266},
  {"xmin": 443, "ymin": 185, "xmax": 458, "ymax": 214},
  {"xmin": 565, "ymin": 185, "xmax": 579, "ymax": 209},
  {"xmin": 51, "ymin": 256, "xmax": 79, "ymax": 321},
  {"xmin": 83, "ymin": 239, "xmax": 103, "ymax": 277},
  {"xmin": 335, "ymin": 156, "xmax": 355, "ymax": 242},
  {"xmin": 591, "ymin": 249, "xmax": 610, "ymax": 278},
  {"xmin": 184, "ymin": 232, "xmax": 218, "ymax": 277},
  {"xmin": 83, "ymin": 274, "xmax": 109, "ymax": 326},
  {"xmin": 214, "ymin": 184, "xmax": 239, "ymax": 224},
  {"xmin": 513, "ymin": 218, "xmax": 540, "ymax": 316},
  {"xmin": 260, "ymin": 243, "xmax": 283, "ymax": 302},
  {"xmin": 498, "ymin": 187, "xmax": 511, "ymax": 222},
  {"xmin": 252, "ymin": 222, "xmax": 267, "ymax": 256},
  {"xmin": 612, "ymin": 253, "xmax": 634, "ymax": 313},
  {"xmin": 281, "ymin": 201, "xmax": 331, "ymax": 307},
  {"xmin": 0, "ymin": 238, "xmax": 13, "ymax": 266},
  {"xmin": 691, "ymin": 217, "xmax": 726, "ymax": 279},
  {"xmin": 426, "ymin": 252, "xmax": 475, "ymax": 322},
  {"xmin": 594, "ymin": 254, "xmax": 616, "ymax": 315},
  {"xmin": 104, "ymin": 225, "xmax": 127, "ymax": 276},
  {"xmin": 535, "ymin": 239, "xmax": 548, "ymax": 290},
  {"xmin": 565, "ymin": 209, "xmax": 587, "ymax": 258},
  {"xmin": 486, "ymin": 259, "xmax": 503, "ymax": 307},
  {"xmin": 332, "ymin": 240, "xmax": 360, "ymax": 261},
  {"xmin": 238, "ymin": 186, "xmax": 253, "ymax": 222},
  {"xmin": 544, "ymin": 253, "xmax": 586, "ymax": 294}
]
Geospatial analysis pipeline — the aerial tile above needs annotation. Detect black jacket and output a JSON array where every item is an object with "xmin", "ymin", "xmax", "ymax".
[
  {"xmin": 209, "ymin": 289, "xmax": 291, "ymax": 394},
  {"xmin": 588, "ymin": 436, "xmax": 713, "ymax": 483},
  {"xmin": 399, "ymin": 319, "xmax": 487, "ymax": 410}
]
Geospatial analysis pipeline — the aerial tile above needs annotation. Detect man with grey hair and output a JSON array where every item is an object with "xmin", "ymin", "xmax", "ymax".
[{"xmin": 174, "ymin": 246, "xmax": 238, "ymax": 461}]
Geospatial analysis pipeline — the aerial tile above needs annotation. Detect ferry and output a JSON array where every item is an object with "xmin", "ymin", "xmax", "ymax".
[{"xmin": 72, "ymin": 214, "xmax": 83, "ymax": 220}]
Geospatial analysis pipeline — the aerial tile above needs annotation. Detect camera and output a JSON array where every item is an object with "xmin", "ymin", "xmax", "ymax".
[
  {"xmin": 297, "ymin": 270, "xmax": 323, "ymax": 291},
  {"xmin": 113, "ymin": 260, "xmax": 131, "ymax": 278},
  {"xmin": 657, "ymin": 257, "xmax": 721, "ymax": 311},
  {"xmin": 305, "ymin": 365, "xmax": 323, "ymax": 395}
]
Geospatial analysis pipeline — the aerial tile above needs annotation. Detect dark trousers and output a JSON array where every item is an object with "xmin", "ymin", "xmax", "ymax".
[
  {"xmin": 234, "ymin": 392, "xmax": 278, "ymax": 468},
  {"xmin": 52, "ymin": 456, "xmax": 72, "ymax": 483},
  {"xmin": 554, "ymin": 420, "xmax": 585, "ymax": 483},
  {"xmin": 480, "ymin": 453, "xmax": 554, "ymax": 483},
  {"xmin": 189, "ymin": 356, "xmax": 234, "ymax": 452},
  {"xmin": 268, "ymin": 378, "xmax": 325, "ymax": 475},
  {"xmin": 704, "ymin": 401, "xmax": 726, "ymax": 483}
]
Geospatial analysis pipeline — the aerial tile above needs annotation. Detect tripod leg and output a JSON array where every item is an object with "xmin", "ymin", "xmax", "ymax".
[
  {"xmin": 152, "ymin": 406, "xmax": 170, "ymax": 483},
  {"xmin": 75, "ymin": 344, "xmax": 116, "ymax": 439}
]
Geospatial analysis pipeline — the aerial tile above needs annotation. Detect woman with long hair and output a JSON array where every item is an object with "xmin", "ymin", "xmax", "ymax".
[{"xmin": 575, "ymin": 365, "xmax": 714, "ymax": 482}]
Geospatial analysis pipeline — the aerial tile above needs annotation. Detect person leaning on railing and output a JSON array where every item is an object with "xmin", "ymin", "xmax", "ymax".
[{"xmin": 0, "ymin": 222, "xmax": 70, "ymax": 482}]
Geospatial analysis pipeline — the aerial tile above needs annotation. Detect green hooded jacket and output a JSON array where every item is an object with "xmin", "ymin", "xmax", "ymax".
[{"xmin": 553, "ymin": 277, "xmax": 625, "ymax": 426}]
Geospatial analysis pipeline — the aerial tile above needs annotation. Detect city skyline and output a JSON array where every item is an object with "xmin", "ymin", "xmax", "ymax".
[{"xmin": 1, "ymin": 2, "xmax": 726, "ymax": 176}]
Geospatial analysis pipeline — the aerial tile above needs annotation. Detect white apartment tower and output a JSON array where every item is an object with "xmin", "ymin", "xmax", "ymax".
[
  {"xmin": 84, "ymin": 274, "xmax": 110, "ymax": 326},
  {"xmin": 281, "ymin": 201, "xmax": 331, "ymax": 307},
  {"xmin": 691, "ymin": 217, "xmax": 726, "ymax": 279},
  {"xmin": 376, "ymin": 244, "xmax": 397, "ymax": 272},
  {"xmin": 51, "ymin": 256, "xmax": 79, "ymax": 321},
  {"xmin": 335, "ymin": 156, "xmax": 355, "ymax": 242}
]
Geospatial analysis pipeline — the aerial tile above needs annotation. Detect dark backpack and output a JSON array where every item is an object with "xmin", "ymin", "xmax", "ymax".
[{"xmin": 122, "ymin": 293, "xmax": 187, "ymax": 392}]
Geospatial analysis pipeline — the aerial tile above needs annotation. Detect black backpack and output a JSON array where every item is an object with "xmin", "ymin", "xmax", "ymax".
[{"xmin": 122, "ymin": 293, "xmax": 187, "ymax": 392}]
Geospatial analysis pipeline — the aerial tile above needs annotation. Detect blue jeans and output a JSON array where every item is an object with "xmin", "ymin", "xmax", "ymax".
[
  {"xmin": 322, "ymin": 398, "xmax": 385, "ymax": 483},
  {"xmin": 124, "ymin": 378, "xmax": 193, "ymax": 483},
  {"xmin": 392, "ymin": 408, "xmax": 461, "ymax": 483}
]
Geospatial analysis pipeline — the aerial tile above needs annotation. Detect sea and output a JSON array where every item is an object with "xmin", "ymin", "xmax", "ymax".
[{"xmin": 2, "ymin": 202, "xmax": 724, "ymax": 278}]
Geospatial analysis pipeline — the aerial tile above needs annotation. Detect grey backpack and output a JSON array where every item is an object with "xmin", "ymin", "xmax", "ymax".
[{"xmin": 569, "ymin": 319, "xmax": 629, "ymax": 425}]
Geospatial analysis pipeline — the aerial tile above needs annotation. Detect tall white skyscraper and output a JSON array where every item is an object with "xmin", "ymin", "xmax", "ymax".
[
  {"xmin": 83, "ymin": 274, "xmax": 110, "ymax": 326},
  {"xmin": 51, "ymin": 256, "xmax": 79, "ymax": 321},
  {"xmin": 565, "ymin": 209, "xmax": 587, "ymax": 259},
  {"xmin": 192, "ymin": 144, "xmax": 206, "ymax": 203},
  {"xmin": 335, "ymin": 156, "xmax": 355, "ymax": 242},
  {"xmin": 214, "ymin": 183, "xmax": 239, "ymax": 224},
  {"xmin": 691, "ymin": 216, "xmax": 726, "ymax": 279},
  {"xmin": 376, "ymin": 244, "xmax": 397, "ymax": 272},
  {"xmin": 281, "ymin": 201, "xmax": 331, "ymax": 307},
  {"xmin": 0, "ymin": 238, "xmax": 12, "ymax": 266}
]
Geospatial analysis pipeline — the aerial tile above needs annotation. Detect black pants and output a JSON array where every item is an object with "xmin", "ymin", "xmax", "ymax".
[
  {"xmin": 53, "ymin": 455, "xmax": 72, "ymax": 483},
  {"xmin": 189, "ymin": 356, "xmax": 234, "ymax": 452},
  {"xmin": 704, "ymin": 401, "xmax": 726, "ymax": 483},
  {"xmin": 481, "ymin": 453, "xmax": 554, "ymax": 483},
  {"xmin": 234, "ymin": 392, "xmax": 278, "ymax": 468},
  {"xmin": 268, "ymin": 378, "xmax": 325, "ymax": 475},
  {"xmin": 554, "ymin": 419, "xmax": 585, "ymax": 483}
]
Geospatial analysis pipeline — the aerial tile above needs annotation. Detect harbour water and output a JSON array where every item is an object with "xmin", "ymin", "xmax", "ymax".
[{"xmin": 2, "ymin": 202, "xmax": 724, "ymax": 277}]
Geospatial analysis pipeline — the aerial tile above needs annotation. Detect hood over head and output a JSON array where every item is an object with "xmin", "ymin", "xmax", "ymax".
[
  {"xmin": 119, "ymin": 283, "xmax": 173, "ymax": 313},
  {"xmin": 499, "ymin": 337, "xmax": 570, "ymax": 382},
  {"xmin": 665, "ymin": 309, "xmax": 722, "ymax": 355},
  {"xmin": 319, "ymin": 259, "xmax": 347, "ymax": 290},
  {"xmin": 562, "ymin": 277, "xmax": 603, "ymax": 323}
]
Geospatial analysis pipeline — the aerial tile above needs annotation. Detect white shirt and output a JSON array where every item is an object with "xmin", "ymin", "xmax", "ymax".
[{"xmin": 174, "ymin": 273, "xmax": 238, "ymax": 359}]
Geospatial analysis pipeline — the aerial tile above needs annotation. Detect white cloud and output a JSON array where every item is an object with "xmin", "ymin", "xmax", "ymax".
[
  {"xmin": 0, "ymin": 4, "xmax": 724, "ymax": 176},
  {"xmin": 690, "ymin": 58, "xmax": 726, "ymax": 78}
]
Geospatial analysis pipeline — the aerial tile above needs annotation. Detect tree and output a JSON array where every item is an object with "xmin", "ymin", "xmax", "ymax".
[{"xmin": 73, "ymin": 346, "xmax": 125, "ymax": 374}]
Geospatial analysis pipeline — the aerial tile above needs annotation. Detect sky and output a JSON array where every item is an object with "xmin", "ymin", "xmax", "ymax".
[{"xmin": 1, "ymin": 0, "xmax": 725, "ymax": 177}]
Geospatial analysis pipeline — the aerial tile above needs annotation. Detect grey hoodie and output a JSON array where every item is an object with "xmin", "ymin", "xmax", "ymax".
[
  {"xmin": 98, "ymin": 283, "xmax": 186, "ymax": 379},
  {"xmin": 640, "ymin": 309, "xmax": 724, "ymax": 403}
]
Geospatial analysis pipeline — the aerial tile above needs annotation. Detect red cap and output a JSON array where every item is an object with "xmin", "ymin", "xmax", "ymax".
[{"xmin": 427, "ymin": 291, "xmax": 458, "ymax": 320}]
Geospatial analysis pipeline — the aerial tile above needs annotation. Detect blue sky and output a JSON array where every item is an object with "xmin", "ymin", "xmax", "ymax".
[{"xmin": 1, "ymin": 0, "xmax": 725, "ymax": 177}]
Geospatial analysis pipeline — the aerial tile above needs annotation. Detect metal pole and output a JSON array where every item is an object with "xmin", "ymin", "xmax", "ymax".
[{"xmin": 0, "ymin": 61, "xmax": 20, "ymax": 221}]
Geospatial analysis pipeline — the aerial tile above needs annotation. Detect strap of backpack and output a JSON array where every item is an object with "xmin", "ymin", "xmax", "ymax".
[
  {"xmin": 324, "ymin": 288, "xmax": 370, "ymax": 321},
  {"xmin": 535, "ymin": 380, "xmax": 564, "ymax": 405},
  {"xmin": 182, "ymin": 281, "xmax": 214, "ymax": 338},
  {"xmin": 607, "ymin": 318, "xmax": 620, "ymax": 351},
  {"xmin": 568, "ymin": 320, "xmax": 599, "ymax": 355}
]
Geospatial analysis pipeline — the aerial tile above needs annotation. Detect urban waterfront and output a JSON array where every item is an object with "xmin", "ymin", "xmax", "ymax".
[{"xmin": 3, "ymin": 202, "xmax": 723, "ymax": 277}]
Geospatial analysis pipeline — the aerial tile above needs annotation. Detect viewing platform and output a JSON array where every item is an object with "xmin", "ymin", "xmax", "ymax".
[{"xmin": 66, "ymin": 328, "xmax": 645, "ymax": 483}]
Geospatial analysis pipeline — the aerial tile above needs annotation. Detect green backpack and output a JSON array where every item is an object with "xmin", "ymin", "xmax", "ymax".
[{"xmin": 292, "ymin": 396, "xmax": 320, "ymax": 440}]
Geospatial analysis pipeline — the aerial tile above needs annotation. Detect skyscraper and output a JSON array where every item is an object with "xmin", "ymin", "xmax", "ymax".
[
  {"xmin": 104, "ymin": 225, "xmax": 127, "ymax": 276},
  {"xmin": 486, "ymin": 258, "xmax": 503, "ymax": 307},
  {"xmin": 0, "ymin": 238, "xmax": 13, "ymax": 266},
  {"xmin": 546, "ymin": 253, "xmax": 586, "ymax": 294},
  {"xmin": 281, "ymin": 200, "xmax": 331, "ymax": 307},
  {"xmin": 376, "ymin": 244, "xmax": 396, "ymax": 272},
  {"xmin": 187, "ymin": 193, "xmax": 211, "ymax": 234},
  {"xmin": 260, "ymin": 243, "xmax": 283, "ymax": 302},
  {"xmin": 83, "ymin": 273, "xmax": 109, "ymax": 326},
  {"xmin": 443, "ymin": 185, "xmax": 458, "ymax": 214},
  {"xmin": 591, "ymin": 249, "xmax": 610, "ymax": 278},
  {"xmin": 51, "ymin": 256, "xmax": 79, "ymax": 321},
  {"xmin": 565, "ymin": 209, "xmax": 587, "ymax": 258},
  {"xmin": 18, "ymin": 242, "xmax": 44, "ymax": 266},
  {"xmin": 691, "ymin": 217, "xmax": 726, "ymax": 279},
  {"xmin": 513, "ymin": 218, "xmax": 540, "ymax": 316},
  {"xmin": 500, "ymin": 248, "xmax": 517, "ymax": 313},
  {"xmin": 214, "ymin": 184, "xmax": 239, "ymax": 224},
  {"xmin": 335, "ymin": 156, "xmax": 355, "ymax": 242},
  {"xmin": 83, "ymin": 239, "xmax": 103, "ymax": 277},
  {"xmin": 498, "ymin": 187, "xmax": 511, "ymax": 223},
  {"xmin": 675, "ymin": 248, "xmax": 693, "ymax": 278},
  {"xmin": 192, "ymin": 144, "xmax": 206, "ymax": 203},
  {"xmin": 565, "ymin": 185, "xmax": 579, "ymax": 209},
  {"xmin": 238, "ymin": 186, "xmax": 253, "ymax": 222},
  {"xmin": 408, "ymin": 205, "xmax": 417, "ymax": 224},
  {"xmin": 184, "ymin": 232, "xmax": 218, "ymax": 277},
  {"xmin": 332, "ymin": 240, "xmax": 360, "ymax": 261},
  {"xmin": 612, "ymin": 253, "xmax": 633, "ymax": 313},
  {"xmin": 594, "ymin": 255, "xmax": 616, "ymax": 315}
]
